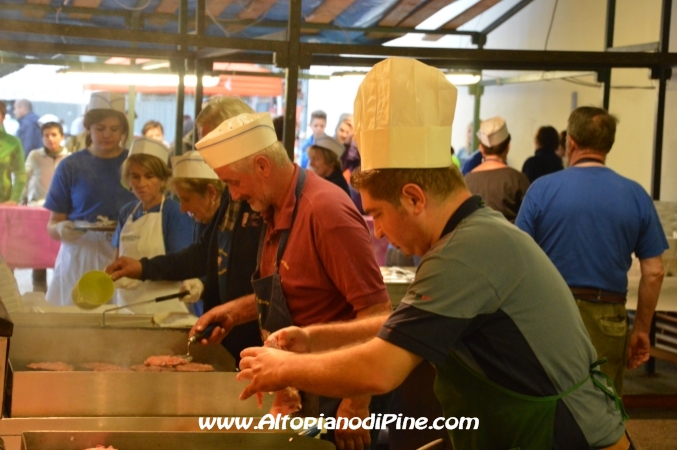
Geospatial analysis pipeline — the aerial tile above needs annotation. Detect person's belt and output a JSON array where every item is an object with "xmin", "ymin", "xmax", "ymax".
[{"xmin": 570, "ymin": 287, "xmax": 627, "ymax": 304}]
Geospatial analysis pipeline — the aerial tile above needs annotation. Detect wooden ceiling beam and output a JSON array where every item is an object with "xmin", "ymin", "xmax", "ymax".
[
  {"xmin": 238, "ymin": 0, "xmax": 277, "ymax": 20},
  {"xmin": 368, "ymin": 0, "xmax": 459, "ymax": 40},
  {"xmin": 305, "ymin": 0, "xmax": 357, "ymax": 24},
  {"xmin": 68, "ymin": 0, "xmax": 103, "ymax": 20},
  {"xmin": 23, "ymin": 0, "xmax": 51, "ymax": 20},
  {"xmin": 441, "ymin": 0, "xmax": 502, "ymax": 29},
  {"xmin": 206, "ymin": 0, "xmax": 235, "ymax": 17}
]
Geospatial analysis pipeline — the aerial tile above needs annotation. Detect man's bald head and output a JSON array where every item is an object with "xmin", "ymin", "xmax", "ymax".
[{"xmin": 13, "ymin": 99, "xmax": 32, "ymax": 119}]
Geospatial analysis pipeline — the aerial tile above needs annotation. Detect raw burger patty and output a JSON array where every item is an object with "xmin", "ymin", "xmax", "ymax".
[
  {"xmin": 131, "ymin": 364, "xmax": 175, "ymax": 372},
  {"xmin": 80, "ymin": 362, "xmax": 128, "ymax": 372},
  {"xmin": 269, "ymin": 387, "xmax": 302, "ymax": 417},
  {"xmin": 84, "ymin": 446, "xmax": 117, "ymax": 450},
  {"xmin": 175, "ymin": 362, "xmax": 214, "ymax": 372},
  {"xmin": 27, "ymin": 362, "xmax": 74, "ymax": 371},
  {"xmin": 144, "ymin": 355, "xmax": 188, "ymax": 367}
]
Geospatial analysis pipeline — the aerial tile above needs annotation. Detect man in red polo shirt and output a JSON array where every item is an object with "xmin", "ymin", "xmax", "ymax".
[{"xmin": 192, "ymin": 112, "xmax": 391, "ymax": 449}]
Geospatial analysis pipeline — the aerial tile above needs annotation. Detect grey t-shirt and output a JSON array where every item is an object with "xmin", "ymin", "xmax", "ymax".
[
  {"xmin": 464, "ymin": 167, "xmax": 530, "ymax": 222},
  {"xmin": 379, "ymin": 206, "xmax": 625, "ymax": 448}
]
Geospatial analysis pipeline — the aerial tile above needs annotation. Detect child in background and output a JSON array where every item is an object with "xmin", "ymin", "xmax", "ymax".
[
  {"xmin": 299, "ymin": 110, "xmax": 326, "ymax": 168},
  {"xmin": 22, "ymin": 122, "xmax": 69, "ymax": 205}
]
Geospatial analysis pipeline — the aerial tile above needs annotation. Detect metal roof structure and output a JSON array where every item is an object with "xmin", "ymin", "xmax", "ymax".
[{"xmin": 0, "ymin": 0, "xmax": 675, "ymax": 200}]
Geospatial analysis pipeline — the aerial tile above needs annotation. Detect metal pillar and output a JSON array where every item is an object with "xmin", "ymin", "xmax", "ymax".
[
  {"xmin": 282, "ymin": 0, "xmax": 302, "ymax": 160},
  {"xmin": 194, "ymin": 0, "xmax": 206, "ymax": 126},
  {"xmin": 469, "ymin": 84, "xmax": 483, "ymax": 153},
  {"xmin": 602, "ymin": 0, "xmax": 615, "ymax": 110},
  {"xmin": 174, "ymin": 0, "xmax": 188, "ymax": 156}
]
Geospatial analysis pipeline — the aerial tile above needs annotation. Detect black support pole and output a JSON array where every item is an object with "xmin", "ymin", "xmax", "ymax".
[
  {"xmin": 282, "ymin": 0, "xmax": 302, "ymax": 161},
  {"xmin": 194, "ymin": 0, "xmax": 206, "ymax": 127},
  {"xmin": 646, "ymin": 0, "xmax": 672, "ymax": 376},
  {"xmin": 602, "ymin": 0, "xmax": 615, "ymax": 110},
  {"xmin": 174, "ymin": 0, "xmax": 188, "ymax": 156}
]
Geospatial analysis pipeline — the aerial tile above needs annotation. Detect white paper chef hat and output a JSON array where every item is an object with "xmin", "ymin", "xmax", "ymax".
[
  {"xmin": 477, "ymin": 116, "xmax": 509, "ymax": 148},
  {"xmin": 354, "ymin": 57, "xmax": 457, "ymax": 171},
  {"xmin": 171, "ymin": 151, "xmax": 219, "ymax": 180},
  {"xmin": 38, "ymin": 114, "xmax": 60, "ymax": 127},
  {"xmin": 88, "ymin": 91, "xmax": 125, "ymax": 113},
  {"xmin": 313, "ymin": 133, "xmax": 345, "ymax": 158},
  {"xmin": 129, "ymin": 137, "xmax": 170, "ymax": 164},
  {"xmin": 195, "ymin": 112, "xmax": 278, "ymax": 171}
]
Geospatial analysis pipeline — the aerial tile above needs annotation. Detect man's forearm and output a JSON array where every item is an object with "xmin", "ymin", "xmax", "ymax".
[
  {"xmin": 230, "ymin": 294, "xmax": 258, "ymax": 325},
  {"xmin": 635, "ymin": 274, "xmax": 662, "ymax": 333},
  {"xmin": 306, "ymin": 314, "xmax": 389, "ymax": 352}
]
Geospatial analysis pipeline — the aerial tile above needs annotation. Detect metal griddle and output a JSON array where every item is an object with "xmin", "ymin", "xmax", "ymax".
[
  {"xmin": 6, "ymin": 325, "xmax": 272, "ymax": 418},
  {"xmin": 21, "ymin": 431, "xmax": 335, "ymax": 450}
]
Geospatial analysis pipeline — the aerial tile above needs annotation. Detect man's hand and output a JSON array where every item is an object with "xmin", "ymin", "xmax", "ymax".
[
  {"xmin": 627, "ymin": 329, "xmax": 651, "ymax": 369},
  {"xmin": 335, "ymin": 397, "xmax": 372, "ymax": 450},
  {"xmin": 189, "ymin": 303, "xmax": 237, "ymax": 344},
  {"xmin": 55, "ymin": 220, "xmax": 85, "ymax": 242},
  {"xmin": 238, "ymin": 347, "xmax": 289, "ymax": 400},
  {"xmin": 105, "ymin": 257, "xmax": 143, "ymax": 281},
  {"xmin": 266, "ymin": 326, "xmax": 311, "ymax": 353}
]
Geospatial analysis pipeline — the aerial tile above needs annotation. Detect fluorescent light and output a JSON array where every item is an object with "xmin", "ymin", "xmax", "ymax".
[
  {"xmin": 142, "ymin": 61, "xmax": 171, "ymax": 71},
  {"xmin": 445, "ymin": 73, "xmax": 481, "ymax": 86},
  {"xmin": 58, "ymin": 72, "xmax": 220, "ymax": 88}
]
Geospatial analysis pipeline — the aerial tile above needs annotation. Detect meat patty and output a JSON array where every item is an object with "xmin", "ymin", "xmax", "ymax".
[
  {"xmin": 144, "ymin": 355, "xmax": 188, "ymax": 367},
  {"xmin": 27, "ymin": 362, "xmax": 74, "ymax": 372},
  {"xmin": 175, "ymin": 362, "xmax": 214, "ymax": 372},
  {"xmin": 131, "ymin": 364, "xmax": 175, "ymax": 372},
  {"xmin": 84, "ymin": 446, "xmax": 117, "ymax": 450},
  {"xmin": 269, "ymin": 387, "xmax": 302, "ymax": 417},
  {"xmin": 80, "ymin": 362, "xmax": 128, "ymax": 372}
]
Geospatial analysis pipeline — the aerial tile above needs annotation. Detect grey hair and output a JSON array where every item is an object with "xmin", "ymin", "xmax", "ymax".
[
  {"xmin": 196, "ymin": 97, "xmax": 254, "ymax": 130},
  {"xmin": 567, "ymin": 106, "xmax": 618, "ymax": 153},
  {"xmin": 230, "ymin": 141, "xmax": 291, "ymax": 172}
]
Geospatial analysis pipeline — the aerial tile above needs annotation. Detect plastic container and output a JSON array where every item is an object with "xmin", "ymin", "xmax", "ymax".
[{"xmin": 71, "ymin": 270, "xmax": 115, "ymax": 308}]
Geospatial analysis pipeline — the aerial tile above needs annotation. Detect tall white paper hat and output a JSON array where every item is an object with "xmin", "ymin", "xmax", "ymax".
[
  {"xmin": 477, "ymin": 116, "xmax": 509, "ymax": 148},
  {"xmin": 195, "ymin": 112, "xmax": 278, "ymax": 171},
  {"xmin": 354, "ymin": 57, "xmax": 457, "ymax": 170},
  {"xmin": 88, "ymin": 91, "xmax": 125, "ymax": 112},
  {"xmin": 171, "ymin": 151, "xmax": 219, "ymax": 180},
  {"xmin": 129, "ymin": 137, "xmax": 170, "ymax": 164}
]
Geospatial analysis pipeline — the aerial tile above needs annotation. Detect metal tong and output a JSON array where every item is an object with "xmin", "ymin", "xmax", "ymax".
[
  {"xmin": 180, "ymin": 323, "xmax": 219, "ymax": 362},
  {"xmin": 101, "ymin": 291, "xmax": 190, "ymax": 326}
]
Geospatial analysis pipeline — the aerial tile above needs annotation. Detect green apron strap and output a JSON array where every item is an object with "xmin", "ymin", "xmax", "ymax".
[{"xmin": 590, "ymin": 358, "xmax": 629, "ymax": 421}]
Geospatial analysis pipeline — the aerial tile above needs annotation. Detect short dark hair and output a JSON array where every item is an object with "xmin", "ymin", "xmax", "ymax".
[
  {"xmin": 559, "ymin": 130, "xmax": 567, "ymax": 149},
  {"xmin": 272, "ymin": 115, "xmax": 284, "ymax": 141},
  {"xmin": 310, "ymin": 110, "xmax": 327, "ymax": 122},
  {"xmin": 41, "ymin": 122, "xmax": 64, "ymax": 136},
  {"xmin": 535, "ymin": 126, "xmax": 559, "ymax": 151},
  {"xmin": 567, "ymin": 106, "xmax": 618, "ymax": 153},
  {"xmin": 482, "ymin": 135, "xmax": 511, "ymax": 156},
  {"xmin": 351, "ymin": 166, "xmax": 466, "ymax": 207},
  {"xmin": 142, "ymin": 120, "xmax": 164, "ymax": 136}
]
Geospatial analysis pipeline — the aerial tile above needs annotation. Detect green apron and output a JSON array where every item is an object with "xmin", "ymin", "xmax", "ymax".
[{"xmin": 433, "ymin": 353, "xmax": 628, "ymax": 450}]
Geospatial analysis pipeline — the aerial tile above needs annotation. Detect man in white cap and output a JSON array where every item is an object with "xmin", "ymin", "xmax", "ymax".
[
  {"xmin": 191, "ymin": 109, "xmax": 391, "ymax": 448},
  {"xmin": 464, "ymin": 116, "xmax": 530, "ymax": 223},
  {"xmin": 236, "ymin": 58, "xmax": 634, "ymax": 450}
]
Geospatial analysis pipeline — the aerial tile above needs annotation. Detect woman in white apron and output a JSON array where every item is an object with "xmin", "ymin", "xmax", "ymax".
[
  {"xmin": 45, "ymin": 91, "xmax": 136, "ymax": 306},
  {"xmin": 112, "ymin": 137, "xmax": 194, "ymax": 314}
]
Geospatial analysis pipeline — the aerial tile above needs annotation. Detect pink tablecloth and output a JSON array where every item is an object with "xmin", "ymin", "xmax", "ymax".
[
  {"xmin": 0, "ymin": 205, "xmax": 60, "ymax": 269},
  {"xmin": 363, "ymin": 215, "xmax": 389, "ymax": 266}
]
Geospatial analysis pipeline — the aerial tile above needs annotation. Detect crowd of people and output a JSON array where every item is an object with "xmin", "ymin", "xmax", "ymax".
[{"xmin": 0, "ymin": 56, "xmax": 666, "ymax": 449}]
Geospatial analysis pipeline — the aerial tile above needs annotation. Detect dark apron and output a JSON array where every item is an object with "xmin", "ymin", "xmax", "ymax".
[
  {"xmin": 251, "ymin": 168, "xmax": 306, "ymax": 338},
  {"xmin": 432, "ymin": 196, "xmax": 628, "ymax": 449}
]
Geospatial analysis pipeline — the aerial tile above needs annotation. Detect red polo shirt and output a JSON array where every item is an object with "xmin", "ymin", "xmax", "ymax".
[{"xmin": 259, "ymin": 166, "xmax": 389, "ymax": 326}]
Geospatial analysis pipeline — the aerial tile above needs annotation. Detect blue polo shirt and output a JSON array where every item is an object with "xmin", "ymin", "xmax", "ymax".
[
  {"xmin": 516, "ymin": 166, "xmax": 668, "ymax": 293},
  {"xmin": 44, "ymin": 149, "xmax": 136, "ymax": 222}
]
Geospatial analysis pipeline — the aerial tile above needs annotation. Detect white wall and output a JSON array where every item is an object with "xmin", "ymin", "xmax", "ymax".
[{"xmin": 305, "ymin": 0, "xmax": 668, "ymax": 193}]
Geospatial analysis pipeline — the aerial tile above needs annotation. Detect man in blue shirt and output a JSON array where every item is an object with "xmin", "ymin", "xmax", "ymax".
[
  {"xmin": 299, "ymin": 110, "xmax": 326, "ymax": 169},
  {"xmin": 516, "ymin": 106, "xmax": 667, "ymax": 394},
  {"xmin": 13, "ymin": 99, "xmax": 42, "ymax": 159}
]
